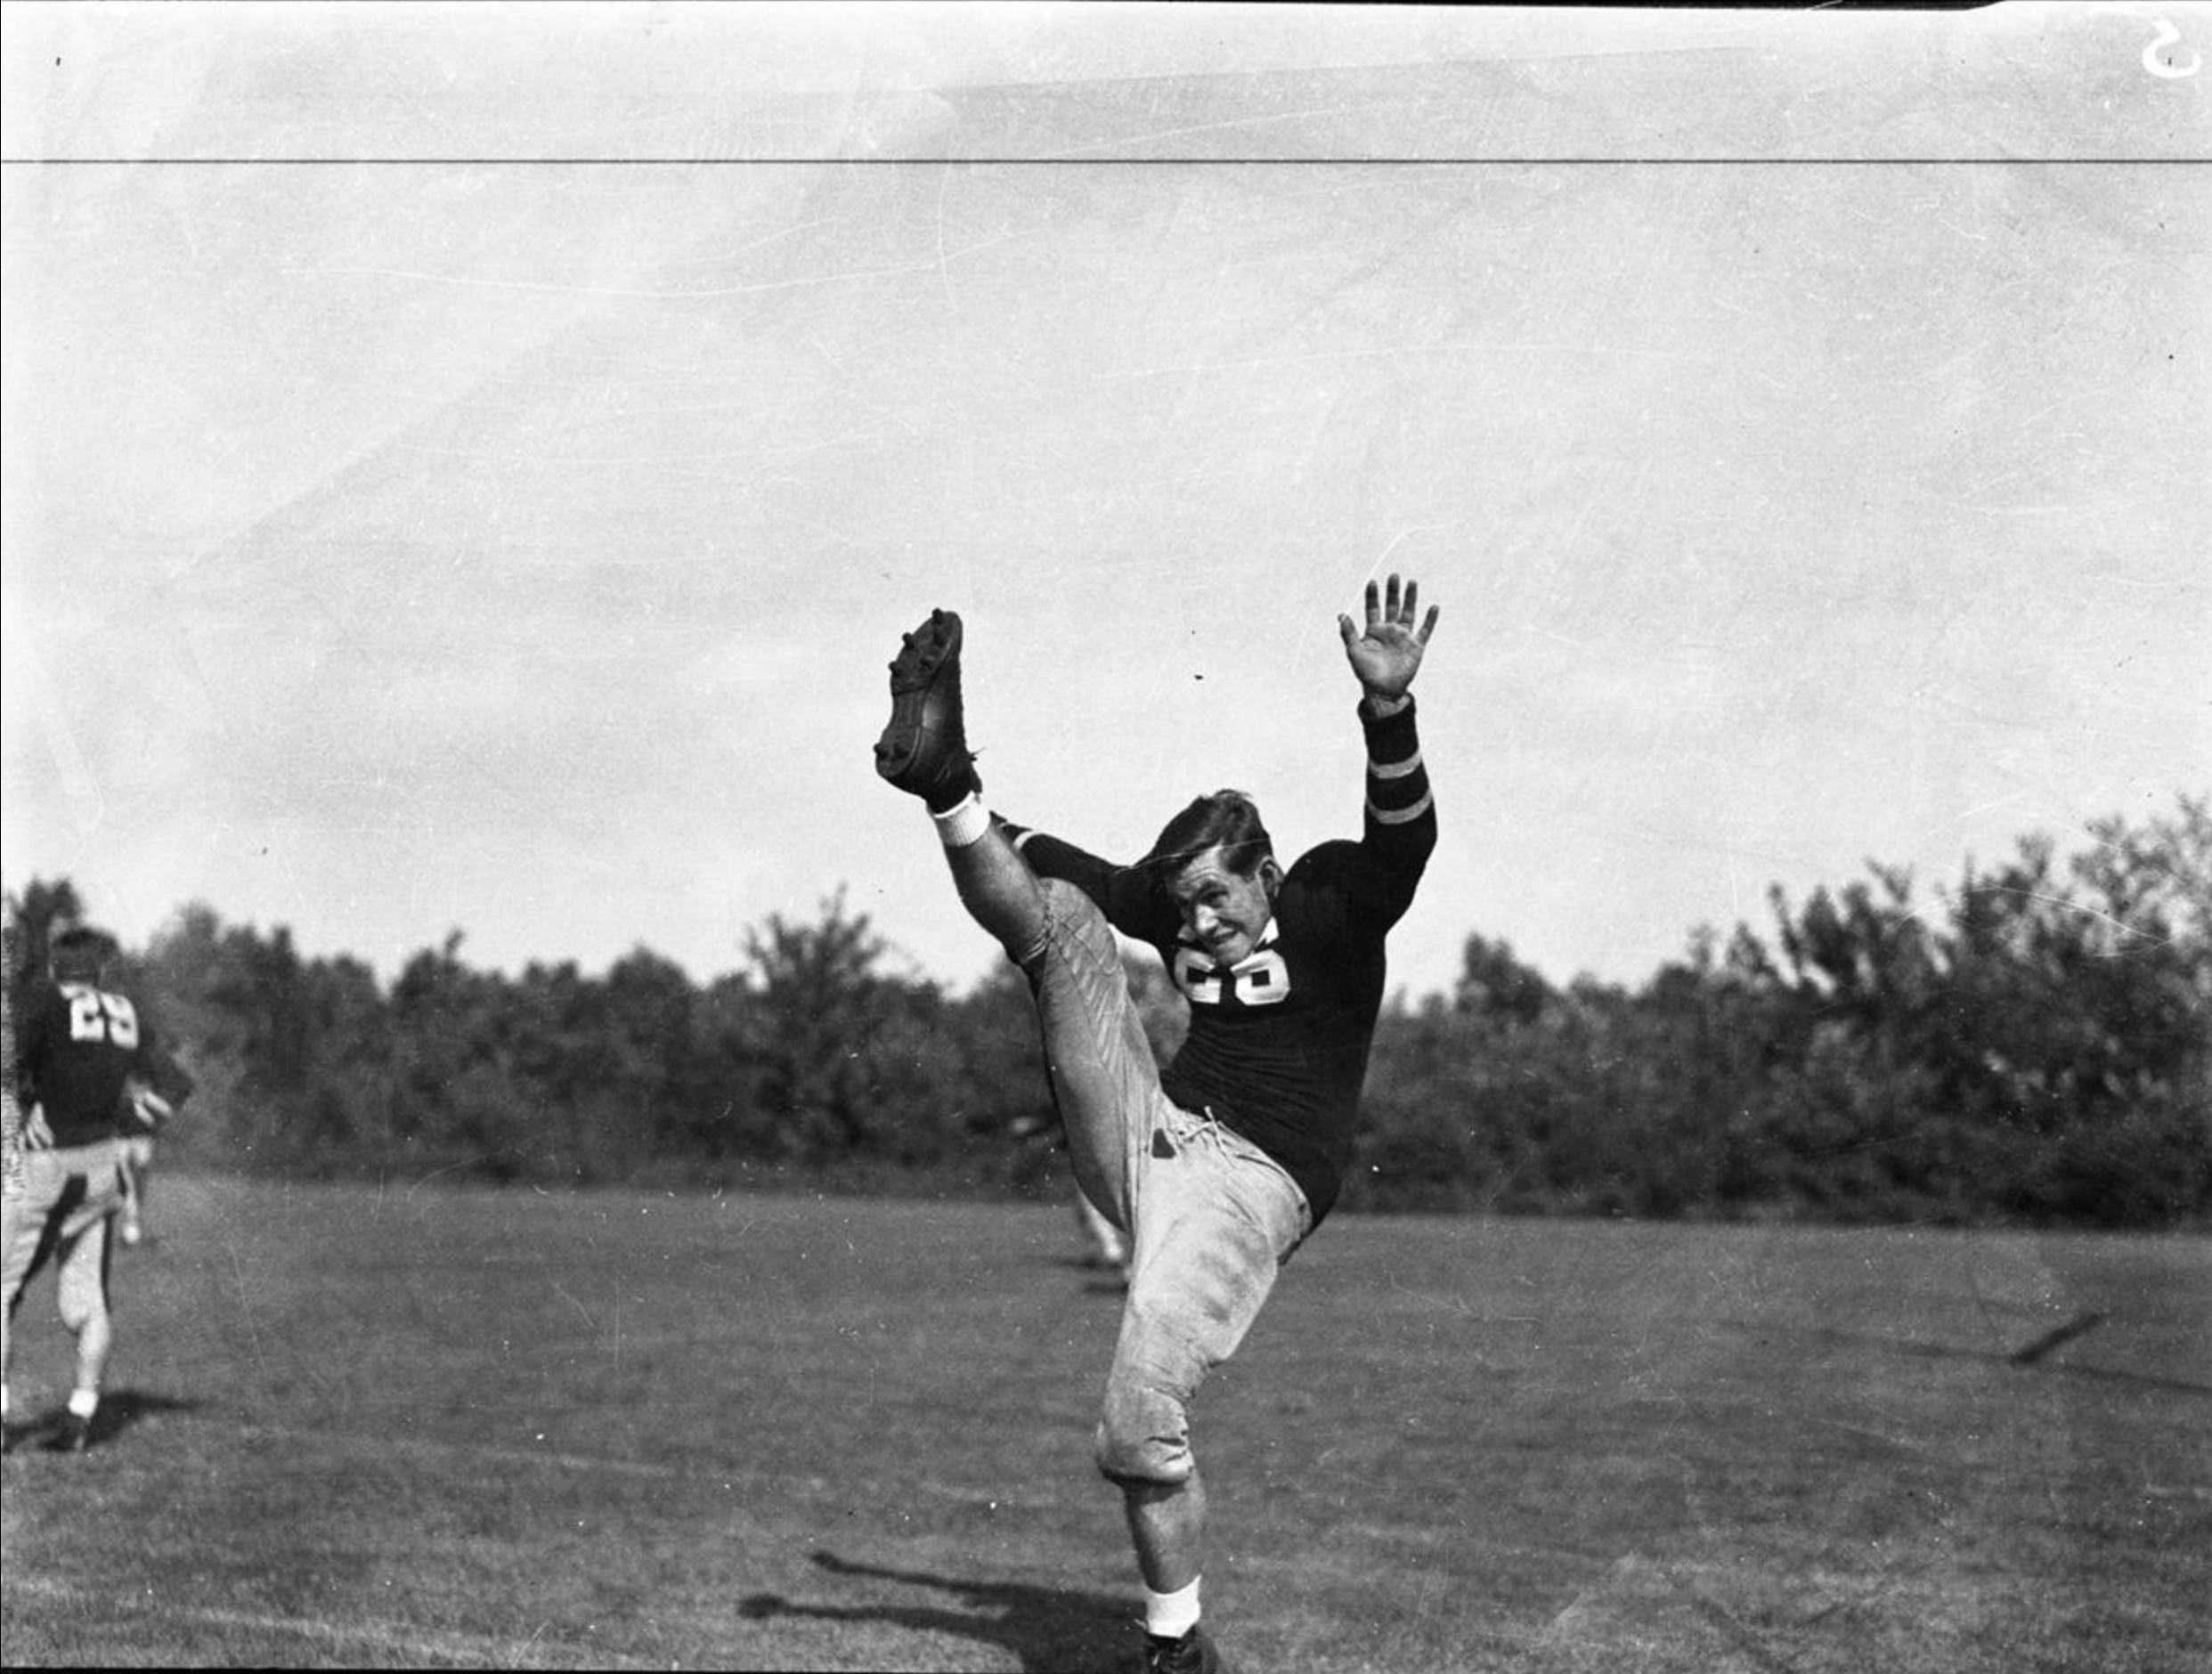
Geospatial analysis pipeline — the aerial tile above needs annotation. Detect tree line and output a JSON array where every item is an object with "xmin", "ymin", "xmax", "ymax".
[{"xmin": 7, "ymin": 798, "xmax": 2207, "ymax": 1228}]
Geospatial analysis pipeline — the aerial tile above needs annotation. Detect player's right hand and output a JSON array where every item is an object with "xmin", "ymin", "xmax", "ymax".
[{"xmin": 1338, "ymin": 573, "xmax": 1440, "ymax": 701}]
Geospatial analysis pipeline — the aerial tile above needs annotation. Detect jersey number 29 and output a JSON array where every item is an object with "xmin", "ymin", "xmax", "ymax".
[{"xmin": 65, "ymin": 985, "xmax": 141, "ymax": 1049}]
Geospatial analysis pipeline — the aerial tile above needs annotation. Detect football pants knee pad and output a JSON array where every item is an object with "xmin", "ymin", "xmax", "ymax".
[{"xmin": 1093, "ymin": 1381, "xmax": 1195, "ymax": 1486}]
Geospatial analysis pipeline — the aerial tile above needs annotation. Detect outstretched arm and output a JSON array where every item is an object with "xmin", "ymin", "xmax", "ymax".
[
  {"xmin": 1338, "ymin": 573, "xmax": 1440, "ymax": 707},
  {"xmin": 1341, "ymin": 573, "xmax": 1437, "ymax": 913}
]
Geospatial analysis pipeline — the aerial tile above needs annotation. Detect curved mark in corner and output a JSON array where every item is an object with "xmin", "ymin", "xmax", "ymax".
[{"xmin": 2143, "ymin": 17, "xmax": 2203, "ymax": 78}]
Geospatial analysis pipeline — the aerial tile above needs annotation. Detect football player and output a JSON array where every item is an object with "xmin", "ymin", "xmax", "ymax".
[
  {"xmin": 874, "ymin": 574, "xmax": 1439, "ymax": 1674},
  {"xmin": 1, "ymin": 922, "xmax": 23, "ymax": 1207},
  {"xmin": 3, "ymin": 925, "xmax": 191, "ymax": 1452}
]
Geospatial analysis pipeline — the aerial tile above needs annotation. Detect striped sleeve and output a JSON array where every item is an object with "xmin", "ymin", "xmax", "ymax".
[
  {"xmin": 1362, "ymin": 695, "xmax": 1434, "ymax": 826},
  {"xmin": 1358, "ymin": 694, "xmax": 1436, "ymax": 897}
]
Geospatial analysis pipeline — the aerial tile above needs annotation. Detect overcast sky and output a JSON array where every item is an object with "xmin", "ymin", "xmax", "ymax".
[{"xmin": 3, "ymin": 2, "xmax": 2206, "ymax": 1002}]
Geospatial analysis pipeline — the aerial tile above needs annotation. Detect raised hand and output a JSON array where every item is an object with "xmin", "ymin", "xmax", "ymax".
[{"xmin": 1338, "ymin": 573, "xmax": 1440, "ymax": 703}]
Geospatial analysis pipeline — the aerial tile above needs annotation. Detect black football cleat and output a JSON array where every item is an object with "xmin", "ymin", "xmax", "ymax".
[
  {"xmin": 874, "ymin": 608, "xmax": 980, "ymax": 811},
  {"xmin": 45, "ymin": 1413, "xmax": 94, "ymax": 1455},
  {"xmin": 1143, "ymin": 1623, "xmax": 1229, "ymax": 1674}
]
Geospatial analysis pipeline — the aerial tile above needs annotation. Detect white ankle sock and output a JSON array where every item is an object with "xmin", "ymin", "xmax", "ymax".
[
  {"xmin": 68, "ymin": 1387, "xmax": 99, "ymax": 1420},
  {"xmin": 1145, "ymin": 1577, "xmax": 1201, "ymax": 1639},
  {"xmin": 931, "ymin": 793, "xmax": 989, "ymax": 849}
]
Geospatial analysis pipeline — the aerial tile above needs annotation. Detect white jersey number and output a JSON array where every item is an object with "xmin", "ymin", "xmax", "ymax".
[
  {"xmin": 64, "ymin": 983, "xmax": 141, "ymax": 1049},
  {"xmin": 1173, "ymin": 945, "xmax": 1291, "ymax": 1008}
]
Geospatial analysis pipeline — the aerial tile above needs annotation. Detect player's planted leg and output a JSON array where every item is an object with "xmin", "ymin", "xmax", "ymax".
[
  {"xmin": 49, "ymin": 1250, "xmax": 111, "ymax": 1453},
  {"xmin": 1130, "ymin": 1475, "xmax": 1233, "ymax": 1672},
  {"xmin": 1126, "ymin": 1472, "xmax": 1208, "ymax": 1594}
]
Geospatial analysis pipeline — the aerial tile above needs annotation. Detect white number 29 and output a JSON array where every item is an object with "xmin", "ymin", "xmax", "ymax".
[{"xmin": 64, "ymin": 984, "xmax": 141, "ymax": 1049}]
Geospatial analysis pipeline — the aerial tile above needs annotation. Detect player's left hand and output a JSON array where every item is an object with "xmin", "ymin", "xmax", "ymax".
[
  {"xmin": 1339, "ymin": 573, "xmax": 1439, "ymax": 702},
  {"xmin": 130, "ymin": 1084, "xmax": 175, "ymax": 1130}
]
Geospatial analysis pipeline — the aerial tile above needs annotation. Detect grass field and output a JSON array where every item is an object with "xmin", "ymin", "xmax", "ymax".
[{"xmin": 2, "ymin": 1176, "xmax": 2207, "ymax": 1672}]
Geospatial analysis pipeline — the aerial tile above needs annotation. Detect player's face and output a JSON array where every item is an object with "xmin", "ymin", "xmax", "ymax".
[{"xmin": 1167, "ymin": 845, "xmax": 1278, "ymax": 967}]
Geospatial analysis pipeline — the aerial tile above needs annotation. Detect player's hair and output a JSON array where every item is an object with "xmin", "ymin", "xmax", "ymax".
[
  {"xmin": 49, "ymin": 924, "xmax": 112, "ymax": 982},
  {"xmin": 1139, "ymin": 790, "xmax": 1274, "ymax": 882}
]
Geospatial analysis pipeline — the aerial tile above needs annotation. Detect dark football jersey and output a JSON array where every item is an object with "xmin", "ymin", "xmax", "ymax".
[
  {"xmin": 1007, "ymin": 696, "xmax": 1434, "ymax": 1224},
  {"xmin": 15, "ymin": 978, "xmax": 188, "ymax": 1150}
]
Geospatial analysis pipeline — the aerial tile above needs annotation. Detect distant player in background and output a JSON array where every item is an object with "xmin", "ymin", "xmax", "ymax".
[
  {"xmin": 3, "ymin": 924, "xmax": 191, "ymax": 1453},
  {"xmin": 874, "ymin": 575, "xmax": 1439, "ymax": 1674},
  {"xmin": 114, "ymin": 1068, "xmax": 183, "ymax": 1248},
  {"xmin": 1012, "ymin": 1109, "xmax": 1134, "ymax": 1285},
  {"xmin": 2, "ymin": 918, "xmax": 34, "ymax": 1445}
]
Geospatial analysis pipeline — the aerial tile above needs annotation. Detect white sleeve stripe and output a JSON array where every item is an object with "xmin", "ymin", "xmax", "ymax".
[
  {"xmin": 1367, "ymin": 791, "xmax": 1434, "ymax": 825},
  {"xmin": 1010, "ymin": 829, "xmax": 1040, "ymax": 853},
  {"xmin": 1368, "ymin": 751, "xmax": 1424, "ymax": 782}
]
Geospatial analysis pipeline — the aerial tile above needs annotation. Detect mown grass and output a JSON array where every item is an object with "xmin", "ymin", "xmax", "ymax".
[{"xmin": 3, "ymin": 1176, "xmax": 2207, "ymax": 1670}]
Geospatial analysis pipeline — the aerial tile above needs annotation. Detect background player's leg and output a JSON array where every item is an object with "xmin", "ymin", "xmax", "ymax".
[
  {"xmin": 118, "ymin": 1148, "xmax": 144, "ymax": 1246},
  {"xmin": 1077, "ymin": 1186, "xmax": 1130, "ymax": 1275},
  {"xmin": 72, "ymin": 1300, "xmax": 112, "ymax": 1402}
]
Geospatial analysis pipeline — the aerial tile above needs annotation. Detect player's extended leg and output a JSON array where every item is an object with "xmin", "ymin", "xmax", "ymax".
[
  {"xmin": 873, "ymin": 608, "xmax": 1050, "ymax": 959},
  {"xmin": 926, "ymin": 836, "xmax": 1161, "ymax": 1228},
  {"xmin": 875, "ymin": 608, "xmax": 1156, "ymax": 1220},
  {"xmin": 1012, "ymin": 880, "xmax": 1166, "ymax": 1230},
  {"xmin": 942, "ymin": 821, "xmax": 1053, "ymax": 968}
]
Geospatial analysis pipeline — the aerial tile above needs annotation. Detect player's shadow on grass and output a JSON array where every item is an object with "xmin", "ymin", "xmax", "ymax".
[
  {"xmin": 1790, "ymin": 1323, "xmax": 2212, "ymax": 1399},
  {"xmin": 740, "ymin": 1548, "xmax": 1134, "ymax": 1673},
  {"xmin": 2, "ymin": 1389, "xmax": 203, "ymax": 1453}
]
